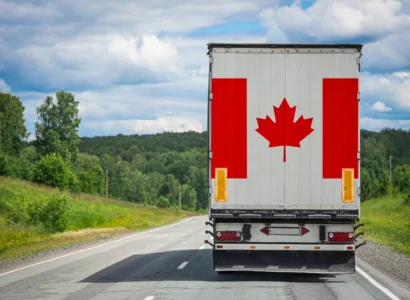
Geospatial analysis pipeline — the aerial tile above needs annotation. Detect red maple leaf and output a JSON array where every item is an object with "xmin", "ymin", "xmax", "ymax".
[{"xmin": 255, "ymin": 98, "xmax": 314, "ymax": 162}]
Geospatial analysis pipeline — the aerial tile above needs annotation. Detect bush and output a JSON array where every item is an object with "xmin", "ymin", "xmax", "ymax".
[
  {"xmin": 404, "ymin": 193, "xmax": 410, "ymax": 206},
  {"xmin": 71, "ymin": 210, "xmax": 108, "ymax": 229},
  {"xmin": 4, "ymin": 192, "xmax": 41, "ymax": 226},
  {"xmin": 0, "ymin": 154, "xmax": 14, "ymax": 177},
  {"xmin": 39, "ymin": 193, "xmax": 71, "ymax": 232},
  {"xmin": 4, "ymin": 192, "xmax": 71, "ymax": 233},
  {"xmin": 156, "ymin": 196, "xmax": 169, "ymax": 208},
  {"xmin": 32, "ymin": 153, "xmax": 73, "ymax": 190},
  {"xmin": 198, "ymin": 208, "xmax": 208, "ymax": 214},
  {"xmin": 69, "ymin": 173, "xmax": 81, "ymax": 193}
]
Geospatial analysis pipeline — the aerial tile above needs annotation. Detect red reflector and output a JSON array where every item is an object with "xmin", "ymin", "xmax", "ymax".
[
  {"xmin": 217, "ymin": 245, "xmax": 223, "ymax": 249},
  {"xmin": 347, "ymin": 246, "xmax": 354, "ymax": 250},
  {"xmin": 328, "ymin": 232, "xmax": 354, "ymax": 243},
  {"xmin": 215, "ymin": 231, "xmax": 241, "ymax": 241}
]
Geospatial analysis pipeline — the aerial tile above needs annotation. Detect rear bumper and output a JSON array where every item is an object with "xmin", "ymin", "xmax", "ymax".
[{"xmin": 213, "ymin": 249, "xmax": 356, "ymax": 274}]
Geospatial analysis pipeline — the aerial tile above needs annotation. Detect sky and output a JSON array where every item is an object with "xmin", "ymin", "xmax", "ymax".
[{"xmin": 0, "ymin": 0, "xmax": 410, "ymax": 139}]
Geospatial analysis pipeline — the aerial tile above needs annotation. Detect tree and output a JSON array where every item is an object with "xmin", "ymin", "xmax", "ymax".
[
  {"xmin": 0, "ymin": 92, "xmax": 29, "ymax": 154},
  {"xmin": 74, "ymin": 153, "xmax": 104, "ymax": 195},
  {"xmin": 360, "ymin": 168, "xmax": 372, "ymax": 201},
  {"xmin": 32, "ymin": 153, "xmax": 73, "ymax": 190},
  {"xmin": 34, "ymin": 91, "xmax": 81, "ymax": 163}
]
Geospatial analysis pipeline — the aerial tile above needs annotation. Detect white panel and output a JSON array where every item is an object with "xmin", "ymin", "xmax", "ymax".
[
  {"xmin": 320, "ymin": 52, "xmax": 360, "ymax": 210},
  {"xmin": 284, "ymin": 53, "xmax": 312, "ymax": 208},
  {"xmin": 234, "ymin": 53, "xmax": 250, "ymax": 208},
  {"xmin": 247, "ymin": 53, "xmax": 263, "ymax": 208},
  {"xmin": 252, "ymin": 52, "xmax": 286, "ymax": 208},
  {"xmin": 268, "ymin": 53, "xmax": 286, "ymax": 207},
  {"xmin": 309, "ymin": 53, "xmax": 326, "ymax": 208},
  {"xmin": 211, "ymin": 52, "xmax": 249, "ymax": 209},
  {"xmin": 211, "ymin": 51, "xmax": 287, "ymax": 209},
  {"xmin": 283, "ymin": 52, "xmax": 360, "ymax": 210}
]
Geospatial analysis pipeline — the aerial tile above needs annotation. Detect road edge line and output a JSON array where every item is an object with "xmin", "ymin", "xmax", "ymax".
[{"xmin": 356, "ymin": 266, "xmax": 401, "ymax": 300}]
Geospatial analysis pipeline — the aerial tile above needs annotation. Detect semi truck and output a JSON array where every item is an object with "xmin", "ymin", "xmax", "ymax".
[{"xmin": 204, "ymin": 43, "xmax": 366, "ymax": 274}]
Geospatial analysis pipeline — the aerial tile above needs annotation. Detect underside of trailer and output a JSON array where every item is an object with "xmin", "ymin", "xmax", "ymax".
[{"xmin": 213, "ymin": 249, "xmax": 356, "ymax": 274}]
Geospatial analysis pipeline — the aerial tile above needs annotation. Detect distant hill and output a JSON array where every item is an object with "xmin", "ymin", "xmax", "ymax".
[
  {"xmin": 79, "ymin": 128, "xmax": 410, "ymax": 165},
  {"xmin": 79, "ymin": 131, "xmax": 207, "ymax": 161}
]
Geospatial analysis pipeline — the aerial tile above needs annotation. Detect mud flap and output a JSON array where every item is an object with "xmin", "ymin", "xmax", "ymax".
[{"xmin": 213, "ymin": 250, "xmax": 356, "ymax": 274}]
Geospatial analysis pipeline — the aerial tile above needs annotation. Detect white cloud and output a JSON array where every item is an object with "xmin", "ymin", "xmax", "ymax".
[
  {"xmin": 0, "ymin": 79, "xmax": 10, "ymax": 93},
  {"xmin": 0, "ymin": 0, "xmax": 266, "ymax": 92},
  {"xmin": 260, "ymin": 0, "xmax": 410, "ymax": 41},
  {"xmin": 361, "ymin": 117, "xmax": 410, "ymax": 132},
  {"xmin": 82, "ymin": 117, "xmax": 204, "ymax": 137},
  {"xmin": 361, "ymin": 72, "xmax": 410, "ymax": 110},
  {"xmin": 15, "ymin": 33, "xmax": 185, "ymax": 89},
  {"xmin": 107, "ymin": 35, "xmax": 183, "ymax": 75},
  {"xmin": 362, "ymin": 32, "xmax": 410, "ymax": 72},
  {"xmin": 372, "ymin": 101, "xmax": 392, "ymax": 112},
  {"xmin": 0, "ymin": 1, "xmax": 62, "ymax": 22},
  {"xmin": 0, "ymin": 1, "xmax": 261, "ymax": 47},
  {"xmin": 16, "ymin": 75, "xmax": 208, "ymax": 137}
]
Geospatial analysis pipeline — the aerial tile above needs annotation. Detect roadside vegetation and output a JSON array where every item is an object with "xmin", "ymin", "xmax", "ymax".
[
  {"xmin": 0, "ymin": 177, "xmax": 197, "ymax": 261},
  {"xmin": 361, "ymin": 194, "xmax": 410, "ymax": 257}
]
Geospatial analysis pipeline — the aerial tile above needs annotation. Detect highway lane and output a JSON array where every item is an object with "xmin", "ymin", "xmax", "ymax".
[{"xmin": 0, "ymin": 216, "xmax": 405, "ymax": 300}]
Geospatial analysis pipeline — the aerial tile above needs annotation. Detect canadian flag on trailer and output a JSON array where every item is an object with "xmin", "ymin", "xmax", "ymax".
[{"xmin": 210, "ymin": 50, "xmax": 360, "ymax": 210}]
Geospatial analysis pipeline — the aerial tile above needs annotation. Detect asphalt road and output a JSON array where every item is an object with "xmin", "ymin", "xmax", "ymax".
[{"xmin": 0, "ymin": 216, "xmax": 407, "ymax": 300}]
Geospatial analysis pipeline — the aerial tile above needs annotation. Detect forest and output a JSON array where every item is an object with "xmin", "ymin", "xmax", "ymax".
[{"xmin": 0, "ymin": 90, "xmax": 410, "ymax": 212}]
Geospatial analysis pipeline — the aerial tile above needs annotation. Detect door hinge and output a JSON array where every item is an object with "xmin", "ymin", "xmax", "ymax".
[
  {"xmin": 356, "ymin": 57, "xmax": 361, "ymax": 72},
  {"xmin": 209, "ymin": 92, "xmax": 213, "ymax": 100},
  {"xmin": 209, "ymin": 151, "xmax": 213, "ymax": 159},
  {"xmin": 357, "ymin": 92, "xmax": 360, "ymax": 101},
  {"xmin": 209, "ymin": 57, "xmax": 213, "ymax": 64},
  {"xmin": 357, "ymin": 152, "xmax": 360, "ymax": 160}
]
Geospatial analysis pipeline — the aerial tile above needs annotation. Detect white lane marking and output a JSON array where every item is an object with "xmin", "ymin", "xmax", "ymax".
[
  {"xmin": 0, "ymin": 217, "xmax": 195, "ymax": 277},
  {"xmin": 144, "ymin": 296, "xmax": 154, "ymax": 300},
  {"xmin": 199, "ymin": 245, "xmax": 206, "ymax": 250},
  {"xmin": 177, "ymin": 261, "xmax": 189, "ymax": 269},
  {"xmin": 357, "ymin": 267, "xmax": 401, "ymax": 300}
]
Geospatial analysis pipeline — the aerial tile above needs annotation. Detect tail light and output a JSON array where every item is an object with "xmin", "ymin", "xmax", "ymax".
[
  {"xmin": 215, "ymin": 231, "xmax": 241, "ymax": 241},
  {"xmin": 328, "ymin": 232, "xmax": 354, "ymax": 243}
]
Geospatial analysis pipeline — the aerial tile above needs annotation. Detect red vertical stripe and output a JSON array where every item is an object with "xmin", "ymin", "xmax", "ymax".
[
  {"xmin": 323, "ymin": 78, "xmax": 359, "ymax": 179},
  {"xmin": 211, "ymin": 78, "xmax": 247, "ymax": 179}
]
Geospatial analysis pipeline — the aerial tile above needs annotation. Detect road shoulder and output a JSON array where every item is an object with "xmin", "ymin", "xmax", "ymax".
[{"xmin": 356, "ymin": 240, "xmax": 410, "ymax": 300}]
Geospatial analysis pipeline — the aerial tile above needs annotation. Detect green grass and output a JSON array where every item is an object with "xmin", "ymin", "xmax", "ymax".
[
  {"xmin": 0, "ymin": 177, "xmax": 197, "ymax": 261},
  {"xmin": 361, "ymin": 195, "xmax": 410, "ymax": 257}
]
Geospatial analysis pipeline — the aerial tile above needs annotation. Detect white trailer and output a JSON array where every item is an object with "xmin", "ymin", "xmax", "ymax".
[{"xmin": 204, "ymin": 43, "xmax": 366, "ymax": 274}]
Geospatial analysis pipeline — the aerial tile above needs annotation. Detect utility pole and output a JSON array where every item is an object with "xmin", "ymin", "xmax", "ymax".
[
  {"xmin": 389, "ymin": 155, "xmax": 392, "ymax": 183},
  {"xmin": 105, "ymin": 168, "xmax": 108, "ymax": 198},
  {"xmin": 179, "ymin": 183, "xmax": 182, "ymax": 210}
]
